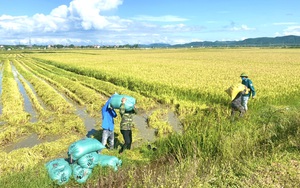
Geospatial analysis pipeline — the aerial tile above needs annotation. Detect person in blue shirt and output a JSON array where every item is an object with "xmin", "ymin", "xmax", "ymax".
[
  {"xmin": 240, "ymin": 73, "xmax": 256, "ymax": 111},
  {"xmin": 101, "ymin": 98, "xmax": 117, "ymax": 150}
]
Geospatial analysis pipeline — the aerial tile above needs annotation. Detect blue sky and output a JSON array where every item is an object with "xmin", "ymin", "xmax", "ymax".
[{"xmin": 0, "ymin": 0, "xmax": 299, "ymax": 45}]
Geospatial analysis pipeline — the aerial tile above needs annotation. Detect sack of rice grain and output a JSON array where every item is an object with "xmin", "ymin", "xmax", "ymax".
[
  {"xmin": 97, "ymin": 154, "xmax": 122, "ymax": 171},
  {"xmin": 77, "ymin": 152, "xmax": 99, "ymax": 169},
  {"xmin": 68, "ymin": 138, "xmax": 105, "ymax": 162},
  {"xmin": 71, "ymin": 163, "xmax": 93, "ymax": 184},
  {"xmin": 45, "ymin": 158, "xmax": 72, "ymax": 185},
  {"xmin": 109, "ymin": 93, "xmax": 136, "ymax": 112},
  {"xmin": 225, "ymin": 83, "xmax": 247, "ymax": 100}
]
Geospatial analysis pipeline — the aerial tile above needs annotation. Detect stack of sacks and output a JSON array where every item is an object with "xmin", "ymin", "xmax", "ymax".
[
  {"xmin": 68, "ymin": 138, "xmax": 105, "ymax": 183},
  {"xmin": 46, "ymin": 137, "xmax": 123, "ymax": 185},
  {"xmin": 69, "ymin": 138, "xmax": 123, "ymax": 183}
]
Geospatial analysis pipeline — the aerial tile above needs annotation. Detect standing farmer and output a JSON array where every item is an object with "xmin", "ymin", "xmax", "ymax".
[
  {"xmin": 240, "ymin": 73, "xmax": 256, "ymax": 111},
  {"xmin": 119, "ymin": 97, "xmax": 137, "ymax": 154},
  {"xmin": 101, "ymin": 98, "xmax": 117, "ymax": 150}
]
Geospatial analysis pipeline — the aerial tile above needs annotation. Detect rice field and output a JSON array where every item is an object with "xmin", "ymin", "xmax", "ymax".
[
  {"xmin": 0, "ymin": 48, "xmax": 299, "ymax": 187},
  {"xmin": 29, "ymin": 48, "xmax": 300, "ymax": 104}
]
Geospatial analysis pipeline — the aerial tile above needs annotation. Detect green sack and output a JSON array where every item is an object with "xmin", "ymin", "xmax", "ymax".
[
  {"xmin": 45, "ymin": 158, "xmax": 72, "ymax": 185},
  {"xmin": 97, "ymin": 154, "xmax": 122, "ymax": 171},
  {"xmin": 77, "ymin": 152, "xmax": 99, "ymax": 169},
  {"xmin": 109, "ymin": 93, "xmax": 136, "ymax": 112},
  {"xmin": 72, "ymin": 163, "xmax": 93, "ymax": 184},
  {"xmin": 68, "ymin": 138, "xmax": 105, "ymax": 161}
]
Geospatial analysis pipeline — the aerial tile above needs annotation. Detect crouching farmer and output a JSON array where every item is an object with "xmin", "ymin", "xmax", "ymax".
[{"xmin": 231, "ymin": 88, "xmax": 247, "ymax": 120}]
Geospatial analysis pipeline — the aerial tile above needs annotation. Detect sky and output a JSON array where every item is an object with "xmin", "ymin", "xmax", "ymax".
[{"xmin": 0, "ymin": 0, "xmax": 299, "ymax": 45}]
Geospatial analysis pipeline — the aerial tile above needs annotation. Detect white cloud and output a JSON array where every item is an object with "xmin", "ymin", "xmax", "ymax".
[
  {"xmin": 231, "ymin": 24, "xmax": 255, "ymax": 31},
  {"xmin": 50, "ymin": 5, "xmax": 69, "ymax": 18},
  {"xmin": 0, "ymin": 15, "xmax": 35, "ymax": 33},
  {"xmin": 68, "ymin": 0, "xmax": 120, "ymax": 29},
  {"xmin": 162, "ymin": 24, "xmax": 186, "ymax": 30},
  {"xmin": 283, "ymin": 26, "xmax": 300, "ymax": 35},
  {"xmin": 0, "ymin": 0, "xmax": 124, "ymax": 42},
  {"xmin": 133, "ymin": 15, "xmax": 188, "ymax": 22},
  {"xmin": 32, "ymin": 13, "xmax": 69, "ymax": 32},
  {"xmin": 0, "ymin": 0, "xmax": 211, "ymax": 45}
]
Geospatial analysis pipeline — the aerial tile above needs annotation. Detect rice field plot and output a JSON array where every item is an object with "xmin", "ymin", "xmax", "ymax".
[
  {"xmin": 0, "ymin": 56, "xmax": 88, "ymax": 171},
  {"xmin": 20, "ymin": 48, "xmax": 300, "ymax": 187},
  {"xmin": 0, "ymin": 48, "xmax": 299, "ymax": 187},
  {"xmin": 28, "ymin": 48, "xmax": 300, "ymax": 111},
  {"xmin": 0, "ymin": 52, "xmax": 178, "ymax": 175},
  {"xmin": 21, "ymin": 48, "xmax": 300, "ymax": 144}
]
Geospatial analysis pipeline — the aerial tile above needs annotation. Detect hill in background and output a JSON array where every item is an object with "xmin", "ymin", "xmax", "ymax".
[{"xmin": 140, "ymin": 35, "xmax": 300, "ymax": 48}]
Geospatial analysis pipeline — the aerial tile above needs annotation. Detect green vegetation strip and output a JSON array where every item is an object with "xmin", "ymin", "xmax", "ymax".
[{"xmin": 1, "ymin": 60, "xmax": 29, "ymax": 124}]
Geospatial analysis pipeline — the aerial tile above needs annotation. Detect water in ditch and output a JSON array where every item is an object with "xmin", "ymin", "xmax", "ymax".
[
  {"xmin": 3, "ymin": 63, "xmax": 99, "ymax": 152},
  {"xmin": 132, "ymin": 107, "xmax": 182, "ymax": 148},
  {"xmin": 11, "ymin": 63, "xmax": 38, "ymax": 123},
  {"xmin": 3, "ymin": 133, "xmax": 61, "ymax": 152}
]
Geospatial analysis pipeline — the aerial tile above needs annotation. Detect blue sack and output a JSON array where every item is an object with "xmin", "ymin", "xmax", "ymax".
[
  {"xmin": 45, "ymin": 158, "xmax": 72, "ymax": 185},
  {"xmin": 77, "ymin": 152, "xmax": 100, "ymax": 169},
  {"xmin": 72, "ymin": 163, "xmax": 93, "ymax": 184},
  {"xmin": 68, "ymin": 138, "xmax": 105, "ymax": 161},
  {"xmin": 109, "ymin": 93, "xmax": 136, "ymax": 112},
  {"xmin": 97, "ymin": 154, "xmax": 122, "ymax": 171}
]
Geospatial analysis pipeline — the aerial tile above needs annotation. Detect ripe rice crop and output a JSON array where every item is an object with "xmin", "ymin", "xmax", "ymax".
[
  {"xmin": 0, "ymin": 48, "xmax": 299, "ymax": 187},
  {"xmin": 29, "ymin": 48, "xmax": 300, "ymax": 107}
]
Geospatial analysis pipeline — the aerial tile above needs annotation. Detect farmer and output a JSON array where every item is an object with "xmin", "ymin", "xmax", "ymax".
[
  {"xmin": 119, "ymin": 97, "xmax": 137, "ymax": 154},
  {"xmin": 240, "ymin": 72, "xmax": 256, "ymax": 111},
  {"xmin": 231, "ymin": 86, "xmax": 247, "ymax": 119},
  {"xmin": 101, "ymin": 98, "xmax": 117, "ymax": 150}
]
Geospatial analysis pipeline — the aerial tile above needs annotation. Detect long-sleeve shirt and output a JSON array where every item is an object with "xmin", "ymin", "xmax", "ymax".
[
  {"xmin": 120, "ymin": 103, "xmax": 137, "ymax": 130},
  {"xmin": 242, "ymin": 78, "xmax": 256, "ymax": 97},
  {"xmin": 101, "ymin": 98, "xmax": 117, "ymax": 131}
]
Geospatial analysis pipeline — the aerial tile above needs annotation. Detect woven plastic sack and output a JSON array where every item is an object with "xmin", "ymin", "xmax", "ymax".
[
  {"xmin": 109, "ymin": 93, "xmax": 136, "ymax": 112},
  {"xmin": 72, "ymin": 163, "xmax": 93, "ymax": 184},
  {"xmin": 77, "ymin": 152, "xmax": 100, "ymax": 169},
  {"xmin": 45, "ymin": 158, "xmax": 72, "ymax": 185},
  {"xmin": 68, "ymin": 138, "xmax": 105, "ymax": 161},
  {"xmin": 97, "ymin": 154, "xmax": 122, "ymax": 171},
  {"xmin": 225, "ymin": 83, "xmax": 247, "ymax": 100}
]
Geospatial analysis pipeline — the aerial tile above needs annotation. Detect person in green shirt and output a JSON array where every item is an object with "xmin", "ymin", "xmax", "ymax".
[
  {"xmin": 119, "ymin": 97, "xmax": 137, "ymax": 154},
  {"xmin": 240, "ymin": 72, "xmax": 256, "ymax": 111}
]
